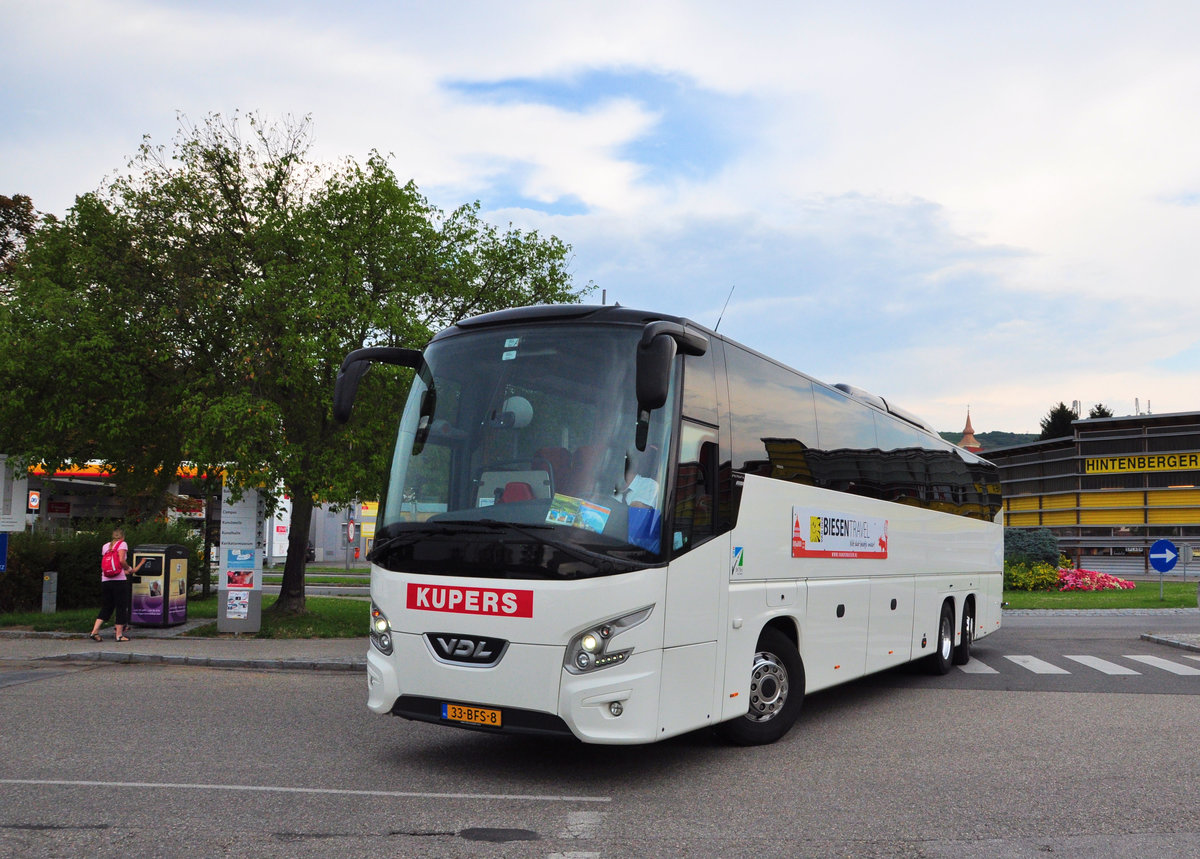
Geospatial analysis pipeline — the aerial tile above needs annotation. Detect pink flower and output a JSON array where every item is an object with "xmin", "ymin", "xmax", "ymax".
[{"xmin": 1056, "ymin": 567, "xmax": 1135, "ymax": 592}]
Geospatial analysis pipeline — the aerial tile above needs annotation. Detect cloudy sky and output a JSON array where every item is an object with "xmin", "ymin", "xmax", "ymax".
[{"xmin": 4, "ymin": 1, "xmax": 1199, "ymax": 434}]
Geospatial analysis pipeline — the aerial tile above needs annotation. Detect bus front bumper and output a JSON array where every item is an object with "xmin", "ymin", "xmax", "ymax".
[{"xmin": 366, "ymin": 638, "xmax": 666, "ymax": 744}]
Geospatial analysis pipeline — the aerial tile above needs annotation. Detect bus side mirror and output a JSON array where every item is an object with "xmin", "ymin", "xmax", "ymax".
[
  {"xmin": 635, "ymin": 335, "xmax": 676, "ymax": 451},
  {"xmin": 635, "ymin": 322, "xmax": 709, "ymax": 450},
  {"xmin": 636, "ymin": 335, "xmax": 677, "ymax": 412},
  {"xmin": 333, "ymin": 346, "xmax": 423, "ymax": 423}
]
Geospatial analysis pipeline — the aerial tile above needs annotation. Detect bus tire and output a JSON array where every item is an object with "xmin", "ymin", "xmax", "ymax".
[
  {"xmin": 952, "ymin": 604, "xmax": 973, "ymax": 666},
  {"xmin": 927, "ymin": 603, "xmax": 955, "ymax": 675},
  {"xmin": 718, "ymin": 626, "xmax": 804, "ymax": 746}
]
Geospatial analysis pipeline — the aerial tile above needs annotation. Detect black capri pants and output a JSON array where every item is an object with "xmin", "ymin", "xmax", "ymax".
[{"xmin": 98, "ymin": 579, "xmax": 132, "ymax": 626}]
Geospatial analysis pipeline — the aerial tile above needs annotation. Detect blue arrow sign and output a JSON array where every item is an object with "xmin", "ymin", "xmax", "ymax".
[{"xmin": 1149, "ymin": 539, "xmax": 1179, "ymax": 573}]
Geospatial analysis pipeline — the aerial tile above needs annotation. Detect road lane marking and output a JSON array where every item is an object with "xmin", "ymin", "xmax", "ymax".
[
  {"xmin": 957, "ymin": 659, "xmax": 998, "ymax": 674},
  {"xmin": 1124, "ymin": 655, "xmax": 1200, "ymax": 675},
  {"xmin": 1063, "ymin": 655, "xmax": 1140, "ymax": 675},
  {"xmin": 1004, "ymin": 655, "xmax": 1070, "ymax": 674},
  {"xmin": 0, "ymin": 778, "xmax": 610, "ymax": 803}
]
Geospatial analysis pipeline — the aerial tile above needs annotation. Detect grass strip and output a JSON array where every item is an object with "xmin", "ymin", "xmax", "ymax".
[
  {"xmin": 1003, "ymin": 581, "xmax": 1197, "ymax": 610},
  {"xmin": 0, "ymin": 595, "xmax": 365, "ymax": 638},
  {"xmin": 184, "ymin": 596, "xmax": 367, "ymax": 639}
]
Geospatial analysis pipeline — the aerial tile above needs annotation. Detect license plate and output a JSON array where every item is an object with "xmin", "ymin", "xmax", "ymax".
[{"xmin": 441, "ymin": 702, "xmax": 502, "ymax": 727}]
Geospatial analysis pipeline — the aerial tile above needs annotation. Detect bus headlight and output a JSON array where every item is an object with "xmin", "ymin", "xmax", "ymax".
[
  {"xmin": 564, "ymin": 606, "xmax": 653, "ymax": 674},
  {"xmin": 370, "ymin": 603, "xmax": 393, "ymax": 655}
]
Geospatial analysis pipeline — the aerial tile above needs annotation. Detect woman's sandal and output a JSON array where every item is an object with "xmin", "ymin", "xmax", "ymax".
[
  {"xmin": 115, "ymin": 636, "xmax": 130, "ymax": 642},
  {"xmin": 89, "ymin": 633, "xmax": 102, "ymax": 642}
]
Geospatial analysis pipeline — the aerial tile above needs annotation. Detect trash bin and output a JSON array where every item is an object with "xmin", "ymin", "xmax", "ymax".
[{"xmin": 130, "ymin": 544, "xmax": 189, "ymax": 627}]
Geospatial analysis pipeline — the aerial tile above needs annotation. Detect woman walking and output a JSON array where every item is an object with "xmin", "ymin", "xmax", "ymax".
[{"xmin": 89, "ymin": 527, "xmax": 144, "ymax": 642}]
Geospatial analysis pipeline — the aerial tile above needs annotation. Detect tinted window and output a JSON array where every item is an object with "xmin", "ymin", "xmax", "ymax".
[
  {"xmin": 726, "ymin": 346, "xmax": 818, "ymax": 476},
  {"xmin": 671, "ymin": 420, "xmax": 719, "ymax": 556},
  {"xmin": 681, "ymin": 349, "xmax": 718, "ymax": 426},
  {"xmin": 875, "ymin": 413, "xmax": 940, "ymax": 451},
  {"xmin": 814, "ymin": 385, "xmax": 878, "ymax": 450}
]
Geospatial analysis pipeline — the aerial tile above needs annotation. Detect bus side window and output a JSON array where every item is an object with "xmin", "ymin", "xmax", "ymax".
[{"xmin": 672, "ymin": 421, "xmax": 718, "ymax": 555}]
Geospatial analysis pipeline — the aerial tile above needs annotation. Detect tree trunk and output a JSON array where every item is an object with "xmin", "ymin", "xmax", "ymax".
[{"xmin": 270, "ymin": 490, "xmax": 314, "ymax": 615}]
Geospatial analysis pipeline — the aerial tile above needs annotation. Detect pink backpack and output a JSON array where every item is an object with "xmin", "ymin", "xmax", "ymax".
[{"xmin": 102, "ymin": 541, "xmax": 124, "ymax": 578}]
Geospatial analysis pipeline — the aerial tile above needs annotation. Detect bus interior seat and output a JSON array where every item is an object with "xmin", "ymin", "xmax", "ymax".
[
  {"xmin": 534, "ymin": 446, "xmax": 572, "ymax": 494},
  {"xmin": 477, "ymin": 469, "xmax": 552, "ymax": 505},
  {"xmin": 567, "ymin": 445, "xmax": 601, "ymax": 495},
  {"xmin": 499, "ymin": 482, "xmax": 535, "ymax": 503},
  {"xmin": 698, "ymin": 441, "xmax": 718, "ymax": 492}
]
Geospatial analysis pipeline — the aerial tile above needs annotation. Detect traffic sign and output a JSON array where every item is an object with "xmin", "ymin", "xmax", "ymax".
[
  {"xmin": 27, "ymin": 490, "xmax": 40, "ymax": 514},
  {"xmin": 347, "ymin": 519, "xmax": 356, "ymax": 543},
  {"xmin": 1148, "ymin": 539, "xmax": 1179, "ymax": 573}
]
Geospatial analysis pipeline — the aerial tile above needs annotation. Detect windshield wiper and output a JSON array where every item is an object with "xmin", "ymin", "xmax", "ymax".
[
  {"xmin": 368, "ymin": 519, "xmax": 641, "ymax": 574},
  {"xmin": 433, "ymin": 519, "xmax": 639, "ymax": 573},
  {"xmin": 473, "ymin": 520, "xmax": 640, "ymax": 573}
]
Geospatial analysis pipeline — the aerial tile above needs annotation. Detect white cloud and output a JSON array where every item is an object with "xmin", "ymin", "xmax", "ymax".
[{"xmin": 5, "ymin": 0, "xmax": 1200, "ymax": 433}]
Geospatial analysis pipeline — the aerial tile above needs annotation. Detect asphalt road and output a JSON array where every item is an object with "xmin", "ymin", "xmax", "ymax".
[{"xmin": 1, "ymin": 615, "xmax": 1198, "ymax": 858}]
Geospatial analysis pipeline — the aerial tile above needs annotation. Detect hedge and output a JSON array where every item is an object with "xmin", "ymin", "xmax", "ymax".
[{"xmin": 0, "ymin": 522, "xmax": 205, "ymax": 613}]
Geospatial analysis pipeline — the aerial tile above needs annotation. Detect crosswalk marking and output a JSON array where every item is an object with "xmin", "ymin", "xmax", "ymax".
[
  {"xmin": 1124, "ymin": 655, "xmax": 1200, "ymax": 675},
  {"xmin": 1063, "ymin": 655, "xmax": 1140, "ymax": 675},
  {"xmin": 1004, "ymin": 655, "xmax": 1071, "ymax": 674},
  {"xmin": 957, "ymin": 659, "xmax": 998, "ymax": 674},
  {"xmin": 952, "ymin": 653, "xmax": 1200, "ymax": 677}
]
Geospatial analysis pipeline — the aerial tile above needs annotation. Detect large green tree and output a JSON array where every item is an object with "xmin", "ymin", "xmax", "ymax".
[
  {"xmin": 0, "ymin": 193, "xmax": 37, "ymax": 278},
  {"xmin": 0, "ymin": 114, "xmax": 589, "ymax": 612},
  {"xmin": 1039, "ymin": 402, "xmax": 1079, "ymax": 439}
]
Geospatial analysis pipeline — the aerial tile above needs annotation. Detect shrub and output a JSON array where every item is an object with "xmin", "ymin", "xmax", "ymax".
[
  {"xmin": 0, "ymin": 522, "xmax": 204, "ymax": 613},
  {"xmin": 1005, "ymin": 527, "xmax": 1060, "ymax": 566},
  {"xmin": 1004, "ymin": 560, "xmax": 1061, "ymax": 591}
]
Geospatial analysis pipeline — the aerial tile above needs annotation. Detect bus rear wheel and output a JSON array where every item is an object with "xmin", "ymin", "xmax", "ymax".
[
  {"xmin": 718, "ymin": 627, "xmax": 804, "ymax": 746},
  {"xmin": 952, "ymin": 605, "xmax": 973, "ymax": 666},
  {"xmin": 927, "ymin": 603, "xmax": 955, "ymax": 675}
]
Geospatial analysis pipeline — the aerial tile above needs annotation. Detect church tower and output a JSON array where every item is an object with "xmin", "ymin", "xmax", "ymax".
[{"xmin": 959, "ymin": 410, "xmax": 982, "ymax": 453}]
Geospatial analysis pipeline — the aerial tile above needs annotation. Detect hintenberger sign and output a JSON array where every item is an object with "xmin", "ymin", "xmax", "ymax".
[{"xmin": 1084, "ymin": 452, "xmax": 1200, "ymax": 475}]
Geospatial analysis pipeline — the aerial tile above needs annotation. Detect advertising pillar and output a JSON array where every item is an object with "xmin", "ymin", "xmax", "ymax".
[{"xmin": 218, "ymin": 484, "xmax": 265, "ymax": 633}]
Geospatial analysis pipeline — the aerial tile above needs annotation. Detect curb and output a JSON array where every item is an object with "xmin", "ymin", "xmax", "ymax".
[
  {"xmin": 42, "ymin": 651, "xmax": 367, "ymax": 672},
  {"xmin": 1139, "ymin": 633, "xmax": 1200, "ymax": 654},
  {"xmin": 1003, "ymin": 608, "xmax": 1200, "ymax": 616}
]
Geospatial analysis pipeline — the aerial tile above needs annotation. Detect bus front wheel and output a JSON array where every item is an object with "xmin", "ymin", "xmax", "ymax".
[{"xmin": 718, "ymin": 627, "xmax": 804, "ymax": 746}]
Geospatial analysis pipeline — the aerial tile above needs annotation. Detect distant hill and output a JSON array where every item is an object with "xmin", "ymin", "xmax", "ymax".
[{"xmin": 939, "ymin": 430, "xmax": 1040, "ymax": 450}]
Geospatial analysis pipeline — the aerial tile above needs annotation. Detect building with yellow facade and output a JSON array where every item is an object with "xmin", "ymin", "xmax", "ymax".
[{"xmin": 983, "ymin": 410, "xmax": 1200, "ymax": 575}]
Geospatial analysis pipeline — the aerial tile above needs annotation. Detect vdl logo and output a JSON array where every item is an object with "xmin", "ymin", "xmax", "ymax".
[{"xmin": 426, "ymin": 633, "xmax": 508, "ymax": 667}]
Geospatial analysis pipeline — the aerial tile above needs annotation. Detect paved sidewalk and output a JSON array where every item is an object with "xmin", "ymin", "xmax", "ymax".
[{"xmin": 0, "ymin": 621, "xmax": 367, "ymax": 671}]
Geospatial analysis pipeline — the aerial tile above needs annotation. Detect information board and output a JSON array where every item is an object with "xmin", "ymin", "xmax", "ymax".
[{"xmin": 0, "ymin": 455, "xmax": 28, "ymax": 532}]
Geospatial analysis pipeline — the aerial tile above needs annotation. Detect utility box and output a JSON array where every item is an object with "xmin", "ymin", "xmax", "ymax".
[{"xmin": 130, "ymin": 544, "xmax": 189, "ymax": 627}]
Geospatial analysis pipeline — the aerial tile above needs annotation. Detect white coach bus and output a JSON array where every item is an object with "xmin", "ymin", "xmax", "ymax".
[{"xmin": 334, "ymin": 305, "xmax": 1003, "ymax": 745}]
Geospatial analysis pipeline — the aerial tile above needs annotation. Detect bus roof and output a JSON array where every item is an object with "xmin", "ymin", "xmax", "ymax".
[{"xmin": 445, "ymin": 304, "xmax": 949, "ymax": 446}]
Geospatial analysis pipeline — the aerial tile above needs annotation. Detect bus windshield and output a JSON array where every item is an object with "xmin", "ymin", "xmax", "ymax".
[{"xmin": 371, "ymin": 323, "xmax": 674, "ymax": 579}]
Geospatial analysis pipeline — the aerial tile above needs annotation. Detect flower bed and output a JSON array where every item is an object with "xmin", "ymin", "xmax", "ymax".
[{"xmin": 1057, "ymin": 567, "xmax": 1136, "ymax": 592}]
